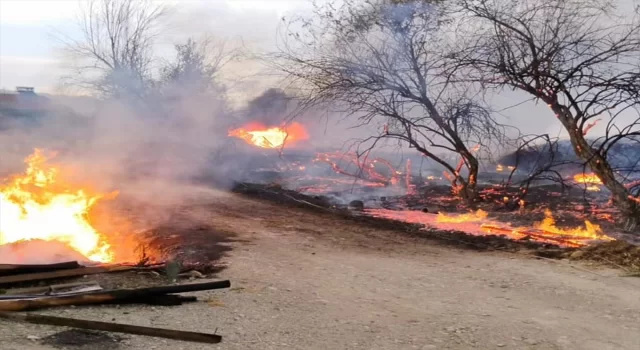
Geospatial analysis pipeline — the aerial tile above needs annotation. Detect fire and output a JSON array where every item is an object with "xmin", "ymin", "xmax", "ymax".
[
  {"xmin": 436, "ymin": 209, "xmax": 488, "ymax": 223},
  {"xmin": 367, "ymin": 207, "xmax": 613, "ymax": 248},
  {"xmin": 496, "ymin": 164, "xmax": 515, "ymax": 172},
  {"xmin": 229, "ymin": 122, "xmax": 309, "ymax": 149},
  {"xmin": 0, "ymin": 149, "xmax": 114, "ymax": 263},
  {"xmin": 573, "ymin": 173, "xmax": 603, "ymax": 192},
  {"xmin": 574, "ymin": 173, "xmax": 602, "ymax": 184},
  {"xmin": 528, "ymin": 210, "xmax": 613, "ymax": 244}
]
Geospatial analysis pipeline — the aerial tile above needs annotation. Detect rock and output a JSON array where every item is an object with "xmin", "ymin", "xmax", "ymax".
[
  {"xmin": 523, "ymin": 338, "xmax": 539, "ymax": 345},
  {"xmin": 348, "ymin": 200, "xmax": 365, "ymax": 210},
  {"xmin": 178, "ymin": 270, "xmax": 204, "ymax": 279},
  {"xmin": 570, "ymin": 250, "xmax": 585, "ymax": 260},
  {"xmin": 422, "ymin": 206, "xmax": 439, "ymax": 214},
  {"xmin": 27, "ymin": 335, "xmax": 40, "ymax": 341},
  {"xmin": 496, "ymin": 344, "xmax": 506, "ymax": 347}
]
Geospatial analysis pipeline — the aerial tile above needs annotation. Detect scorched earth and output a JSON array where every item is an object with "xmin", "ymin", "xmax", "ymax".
[{"xmin": 1, "ymin": 188, "xmax": 639, "ymax": 350}]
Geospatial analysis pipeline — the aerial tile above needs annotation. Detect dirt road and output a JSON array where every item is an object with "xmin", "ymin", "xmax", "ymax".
[{"xmin": 2, "ymin": 189, "xmax": 640, "ymax": 350}]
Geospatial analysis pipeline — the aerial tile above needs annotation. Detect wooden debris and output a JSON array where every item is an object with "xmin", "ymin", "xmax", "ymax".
[
  {"xmin": 0, "ymin": 280, "xmax": 231, "ymax": 311},
  {"xmin": 0, "ymin": 261, "xmax": 81, "ymax": 276},
  {"xmin": 127, "ymin": 295, "xmax": 198, "ymax": 306},
  {"xmin": 2, "ymin": 281, "xmax": 102, "ymax": 296},
  {"xmin": 0, "ymin": 265, "xmax": 135, "ymax": 287},
  {"xmin": 0, "ymin": 312, "xmax": 222, "ymax": 344}
]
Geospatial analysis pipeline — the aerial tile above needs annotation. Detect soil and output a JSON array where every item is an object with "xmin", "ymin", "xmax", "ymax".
[{"xmin": 1, "ymin": 188, "xmax": 640, "ymax": 350}]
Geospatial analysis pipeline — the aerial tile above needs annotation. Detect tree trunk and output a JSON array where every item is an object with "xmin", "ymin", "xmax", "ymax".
[
  {"xmin": 552, "ymin": 105, "xmax": 640, "ymax": 232},
  {"xmin": 457, "ymin": 162, "xmax": 479, "ymax": 208},
  {"xmin": 459, "ymin": 181, "xmax": 479, "ymax": 207}
]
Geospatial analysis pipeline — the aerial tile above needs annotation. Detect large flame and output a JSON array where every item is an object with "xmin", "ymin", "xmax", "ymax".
[
  {"xmin": 0, "ymin": 149, "xmax": 114, "ymax": 263},
  {"xmin": 229, "ymin": 122, "xmax": 309, "ymax": 149},
  {"xmin": 574, "ymin": 173, "xmax": 602, "ymax": 184},
  {"xmin": 573, "ymin": 173, "xmax": 602, "ymax": 192}
]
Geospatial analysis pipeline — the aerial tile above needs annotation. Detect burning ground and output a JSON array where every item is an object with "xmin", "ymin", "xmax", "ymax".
[
  {"xmin": 221, "ymin": 120, "xmax": 635, "ymax": 251},
  {"xmin": 0, "ymin": 86, "xmax": 639, "ymax": 350},
  {"xmin": 3, "ymin": 188, "xmax": 640, "ymax": 350},
  {"xmin": 1, "ymin": 121, "xmax": 640, "ymax": 349},
  {"xmin": 0, "ymin": 114, "xmax": 638, "ymax": 272}
]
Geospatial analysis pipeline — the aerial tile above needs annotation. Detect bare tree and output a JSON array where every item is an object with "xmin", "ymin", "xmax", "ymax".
[
  {"xmin": 59, "ymin": 0, "xmax": 167, "ymax": 98},
  {"xmin": 496, "ymin": 134, "xmax": 574, "ymax": 208},
  {"xmin": 273, "ymin": 0, "xmax": 506, "ymax": 205},
  {"xmin": 452, "ymin": 0, "xmax": 640, "ymax": 230},
  {"xmin": 161, "ymin": 37, "xmax": 237, "ymax": 94}
]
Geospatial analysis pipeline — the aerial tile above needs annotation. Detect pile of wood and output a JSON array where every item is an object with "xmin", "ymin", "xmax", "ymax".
[{"xmin": 0, "ymin": 261, "xmax": 230, "ymax": 344}]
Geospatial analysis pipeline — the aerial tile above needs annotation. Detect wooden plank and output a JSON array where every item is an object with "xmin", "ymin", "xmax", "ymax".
[
  {"xmin": 0, "ymin": 265, "xmax": 134, "ymax": 287},
  {"xmin": 0, "ymin": 280, "xmax": 231, "ymax": 311},
  {"xmin": 2, "ymin": 281, "xmax": 101, "ymax": 296},
  {"xmin": 0, "ymin": 312, "xmax": 222, "ymax": 344}
]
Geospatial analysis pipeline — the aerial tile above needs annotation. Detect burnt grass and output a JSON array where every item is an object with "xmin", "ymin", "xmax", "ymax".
[
  {"xmin": 92, "ymin": 196, "xmax": 238, "ymax": 275},
  {"xmin": 232, "ymin": 182, "xmax": 563, "ymax": 253},
  {"xmin": 231, "ymin": 182, "xmax": 640, "ymax": 270}
]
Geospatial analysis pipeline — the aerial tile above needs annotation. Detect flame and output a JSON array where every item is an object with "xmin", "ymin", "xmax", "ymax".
[
  {"xmin": 436, "ymin": 209, "xmax": 488, "ymax": 223},
  {"xmin": 496, "ymin": 164, "xmax": 515, "ymax": 172},
  {"xmin": 0, "ymin": 149, "xmax": 114, "ymax": 263},
  {"xmin": 525, "ymin": 209, "xmax": 614, "ymax": 243},
  {"xmin": 573, "ymin": 173, "xmax": 603, "ymax": 192},
  {"xmin": 367, "ymin": 207, "xmax": 613, "ymax": 248},
  {"xmin": 229, "ymin": 122, "xmax": 309, "ymax": 148},
  {"xmin": 574, "ymin": 173, "xmax": 602, "ymax": 184}
]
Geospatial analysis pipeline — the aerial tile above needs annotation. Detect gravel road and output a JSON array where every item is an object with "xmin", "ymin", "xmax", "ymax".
[{"xmin": 2, "ymin": 190, "xmax": 639, "ymax": 350}]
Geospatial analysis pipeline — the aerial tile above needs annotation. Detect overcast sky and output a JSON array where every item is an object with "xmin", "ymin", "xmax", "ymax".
[{"xmin": 0, "ymin": 0, "xmax": 312, "ymax": 93}]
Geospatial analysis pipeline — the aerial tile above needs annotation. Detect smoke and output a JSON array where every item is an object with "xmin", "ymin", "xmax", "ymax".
[
  {"xmin": 239, "ymin": 88, "xmax": 291, "ymax": 125},
  {"xmin": 0, "ymin": 75, "xmax": 246, "ymax": 229},
  {"xmin": 498, "ymin": 137, "xmax": 640, "ymax": 177}
]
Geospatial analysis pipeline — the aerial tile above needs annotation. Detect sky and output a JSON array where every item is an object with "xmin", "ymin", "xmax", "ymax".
[{"xmin": 0, "ymin": 0, "xmax": 311, "ymax": 94}]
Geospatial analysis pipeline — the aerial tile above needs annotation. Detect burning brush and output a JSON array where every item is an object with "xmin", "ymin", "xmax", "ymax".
[
  {"xmin": 0, "ymin": 149, "xmax": 118, "ymax": 264},
  {"xmin": 366, "ymin": 208, "xmax": 614, "ymax": 248}
]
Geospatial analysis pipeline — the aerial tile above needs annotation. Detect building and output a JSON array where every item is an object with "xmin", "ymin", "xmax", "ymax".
[{"xmin": 0, "ymin": 87, "xmax": 51, "ymax": 129}]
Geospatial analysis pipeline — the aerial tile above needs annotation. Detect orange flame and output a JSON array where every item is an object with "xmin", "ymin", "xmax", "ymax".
[
  {"xmin": 0, "ymin": 149, "xmax": 114, "ymax": 263},
  {"xmin": 574, "ymin": 173, "xmax": 602, "ymax": 184},
  {"xmin": 573, "ymin": 173, "xmax": 602, "ymax": 192},
  {"xmin": 481, "ymin": 210, "xmax": 614, "ymax": 247},
  {"xmin": 524, "ymin": 209, "xmax": 614, "ymax": 244},
  {"xmin": 366, "ymin": 207, "xmax": 613, "ymax": 247},
  {"xmin": 229, "ymin": 122, "xmax": 309, "ymax": 149}
]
